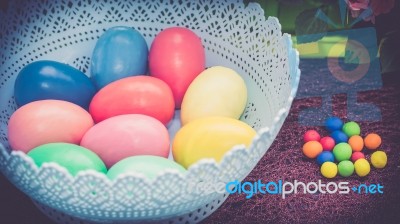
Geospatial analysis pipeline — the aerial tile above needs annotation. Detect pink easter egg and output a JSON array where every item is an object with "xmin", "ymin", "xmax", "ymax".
[
  {"xmin": 8, "ymin": 100, "xmax": 94, "ymax": 153},
  {"xmin": 80, "ymin": 114, "xmax": 170, "ymax": 168}
]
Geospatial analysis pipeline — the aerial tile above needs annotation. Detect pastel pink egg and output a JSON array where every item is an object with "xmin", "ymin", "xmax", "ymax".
[
  {"xmin": 80, "ymin": 114, "xmax": 170, "ymax": 168},
  {"xmin": 8, "ymin": 100, "xmax": 94, "ymax": 153}
]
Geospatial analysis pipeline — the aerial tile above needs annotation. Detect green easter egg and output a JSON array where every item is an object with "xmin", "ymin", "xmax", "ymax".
[
  {"xmin": 338, "ymin": 160, "xmax": 355, "ymax": 177},
  {"xmin": 107, "ymin": 156, "xmax": 186, "ymax": 180},
  {"xmin": 28, "ymin": 143, "xmax": 107, "ymax": 176},
  {"xmin": 333, "ymin": 143, "xmax": 352, "ymax": 162},
  {"xmin": 342, "ymin": 121, "xmax": 360, "ymax": 137}
]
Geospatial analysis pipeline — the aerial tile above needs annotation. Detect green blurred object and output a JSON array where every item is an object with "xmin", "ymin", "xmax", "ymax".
[
  {"xmin": 28, "ymin": 143, "xmax": 107, "ymax": 176},
  {"xmin": 107, "ymin": 155, "xmax": 186, "ymax": 180},
  {"xmin": 338, "ymin": 160, "xmax": 355, "ymax": 177},
  {"xmin": 342, "ymin": 121, "xmax": 361, "ymax": 137}
]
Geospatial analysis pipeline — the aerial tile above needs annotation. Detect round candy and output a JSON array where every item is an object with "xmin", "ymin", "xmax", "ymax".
[
  {"xmin": 331, "ymin": 130, "xmax": 348, "ymax": 144},
  {"xmin": 320, "ymin": 162, "xmax": 338, "ymax": 179},
  {"xmin": 338, "ymin": 160, "xmax": 355, "ymax": 177},
  {"xmin": 149, "ymin": 27, "xmax": 205, "ymax": 108},
  {"xmin": 370, "ymin": 151, "xmax": 387, "ymax": 169},
  {"xmin": 348, "ymin": 135, "xmax": 364, "ymax": 152},
  {"xmin": 325, "ymin": 116, "xmax": 343, "ymax": 132},
  {"xmin": 91, "ymin": 26, "xmax": 148, "ymax": 89},
  {"xmin": 320, "ymin": 136, "xmax": 335, "ymax": 151},
  {"xmin": 302, "ymin": 141, "xmax": 323, "ymax": 159},
  {"xmin": 173, "ymin": 116, "xmax": 256, "ymax": 168},
  {"xmin": 303, "ymin": 130, "xmax": 321, "ymax": 143},
  {"xmin": 81, "ymin": 114, "xmax": 170, "ymax": 168},
  {"xmin": 316, "ymin": 151, "xmax": 335, "ymax": 165},
  {"xmin": 364, "ymin": 133, "xmax": 381, "ymax": 150},
  {"xmin": 28, "ymin": 143, "xmax": 107, "ymax": 176},
  {"xmin": 333, "ymin": 143, "xmax": 352, "ymax": 162},
  {"xmin": 107, "ymin": 156, "xmax": 186, "ymax": 180},
  {"xmin": 342, "ymin": 121, "xmax": 361, "ymax": 137},
  {"xmin": 89, "ymin": 76, "xmax": 174, "ymax": 125},
  {"xmin": 351, "ymin": 151, "xmax": 365, "ymax": 162},
  {"xmin": 354, "ymin": 158, "xmax": 370, "ymax": 177},
  {"xmin": 8, "ymin": 100, "xmax": 94, "ymax": 153},
  {"xmin": 180, "ymin": 66, "xmax": 247, "ymax": 125},
  {"xmin": 14, "ymin": 60, "xmax": 96, "ymax": 110}
]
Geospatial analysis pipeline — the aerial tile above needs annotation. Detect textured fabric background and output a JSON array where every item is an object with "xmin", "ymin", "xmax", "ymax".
[{"xmin": 205, "ymin": 59, "xmax": 400, "ymax": 224}]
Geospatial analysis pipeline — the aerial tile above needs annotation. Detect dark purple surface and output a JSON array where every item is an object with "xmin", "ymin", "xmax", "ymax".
[{"xmin": 204, "ymin": 60, "xmax": 400, "ymax": 224}]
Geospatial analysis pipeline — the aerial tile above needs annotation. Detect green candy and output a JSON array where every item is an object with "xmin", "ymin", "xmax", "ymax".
[
  {"xmin": 28, "ymin": 143, "xmax": 107, "ymax": 176},
  {"xmin": 333, "ymin": 143, "xmax": 352, "ymax": 162},
  {"xmin": 107, "ymin": 156, "xmax": 186, "ymax": 180},
  {"xmin": 342, "ymin": 121, "xmax": 360, "ymax": 137},
  {"xmin": 338, "ymin": 160, "xmax": 355, "ymax": 177}
]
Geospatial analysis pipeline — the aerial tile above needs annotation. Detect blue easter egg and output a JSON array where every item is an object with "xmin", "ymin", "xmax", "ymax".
[
  {"xmin": 325, "ymin": 116, "xmax": 344, "ymax": 132},
  {"xmin": 91, "ymin": 26, "xmax": 148, "ymax": 89},
  {"xmin": 14, "ymin": 60, "xmax": 96, "ymax": 110},
  {"xmin": 331, "ymin": 130, "xmax": 348, "ymax": 144},
  {"xmin": 316, "ymin": 151, "xmax": 335, "ymax": 165}
]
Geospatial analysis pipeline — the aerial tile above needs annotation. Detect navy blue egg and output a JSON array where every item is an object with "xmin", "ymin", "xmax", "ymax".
[
  {"xmin": 331, "ymin": 130, "xmax": 348, "ymax": 144},
  {"xmin": 316, "ymin": 151, "xmax": 334, "ymax": 165},
  {"xmin": 325, "ymin": 116, "xmax": 343, "ymax": 132},
  {"xmin": 91, "ymin": 26, "xmax": 148, "ymax": 89},
  {"xmin": 14, "ymin": 60, "xmax": 96, "ymax": 110}
]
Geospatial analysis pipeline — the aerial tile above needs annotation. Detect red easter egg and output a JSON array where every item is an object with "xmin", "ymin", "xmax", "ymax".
[
  {"xmin": 303, "ymin": 130, "xmax": 321, "ymax": 142},
  {"xmin": 351, "ymin": 151, "xmax": 365, "ymax": 162},
  {"xmin": 320, "ymin": 136, "xmax": 335, "ymax": 151},
  {"xmin": 89, "ymin": 76, "xmax": 174, "ymax": 125},
  {"xmin": 149, "ymin": 27, "xmax": 205, "ymax": 108}
]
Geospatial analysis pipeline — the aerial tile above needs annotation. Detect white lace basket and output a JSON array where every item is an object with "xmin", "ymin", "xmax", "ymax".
[{"xmin": 0, "ymin": 0, "xmax": 300, "ymax": 223}]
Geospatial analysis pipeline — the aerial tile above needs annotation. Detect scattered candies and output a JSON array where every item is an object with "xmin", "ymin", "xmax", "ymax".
[
  {"xmin": 338, "ymin": 160, "xmax": 354, "ymax": 177},
  {"xmin": 321, "ymin": 162, "xmax": 337, "ymax": 179},
  {"xmin": 354, "ymin": 158, "xmax": 370, "ymax": 177},
  {"xmin": 371, "ymin": 151, "xmax": 387, "ymax": 169},
  {"xmin": 316, "ymin": 151, "xmax": 334, "ymax": 165},
  {"xmin": 348, "ymin": 135, "xmax": 364, "ymax": 152},
  {"xmin": 364, "ymin": 133, "xmax": 382, "ymax": 150},
  {"xmin": 304, "ymin": 130, "xmax": 321, "ymax": 143},
  {"xmin": 351, "ymin": 151, "xmax": 365, "ymax": 162},
  {"xmin": 319, "ymin": 136, "xmax": 335, "ymax": 151},
  {"xmin": 302, "ymin": 141, "xmax": 323, "ymax": 159},
  {"xmin": 331, "ymin": 130, "xmax": 348, "ymax": 144},
  {"xmin": 333, "ymin": 143, "xmax": 352, "ymax": 162},
  {"xmin": 342, "ymin": 121, "xmax": 361, "ymax": 137},
  {"xmin": 303, "ymin": 117, "xmax": 388, "ymax": 179},
  {"xmin": 325, "ymin": 116, "xmax": 343, "ymax": 132}
]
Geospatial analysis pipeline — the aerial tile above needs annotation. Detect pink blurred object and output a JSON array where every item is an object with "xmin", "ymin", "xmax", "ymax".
[
  {"xmin": 347, "ymin": 0, "xmax": 395, "ymax": 23},
  {"xmin": 8, "ymin": 100, "xmax": 94, "ymax": 153},
  {"xmin": 80, "ymin": 114, "xmax": 170, "ymax": 168}
]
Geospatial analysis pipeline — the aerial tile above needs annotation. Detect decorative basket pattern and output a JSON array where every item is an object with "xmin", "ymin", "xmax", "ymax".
[{"xmin": 0, "ymin": 0, "xmax": 300, "ymax": 222}]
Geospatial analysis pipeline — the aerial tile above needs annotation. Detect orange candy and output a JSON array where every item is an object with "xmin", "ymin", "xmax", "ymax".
[
  {"xmin": 302, "ymin": 141, "xmax": 323, "ymax": 158},
  {"xmin": 348, "ymin": 135, "xmax": 364, "ymax": 152},
  {"xmin": 364, "ymin": 133, "xmax": 381, "ymax": 150}
]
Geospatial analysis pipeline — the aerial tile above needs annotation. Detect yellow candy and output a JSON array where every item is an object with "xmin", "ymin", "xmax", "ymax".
[
  {"xmin": 371, "ymin": 151, "xmax": 387, "ymax": 169},
  {"xmin": 354, "ymin": 158, "xmax": 370, "ymax": 177},
  {"xmin": 172, "ymin": 116, "xmax": 257, "ymax": 168},
  {"xmin": 181, "ymin": 66, "xmax": 247, "ymax": 125},
  {"xmin": 320, "ymin": 162, "xmax": 338, "ymax": 178}
]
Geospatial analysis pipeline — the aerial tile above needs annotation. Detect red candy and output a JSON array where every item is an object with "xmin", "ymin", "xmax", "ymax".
[
  {"xmin": 351, "ymin": 151, "xmax": 365, "ymax": 162},
  {"xmin": 320, "ymin": 136, "xmax": 335, "ymax": 151},
  {"xmin": 303, "ymin": 130, "xmax": 321, "ymax": 142}
]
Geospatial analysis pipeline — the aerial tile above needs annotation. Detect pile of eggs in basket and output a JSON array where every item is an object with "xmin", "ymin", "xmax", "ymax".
[{"xmin": 8, "ymin": 26, "xmax": 257, "ymax": 179}]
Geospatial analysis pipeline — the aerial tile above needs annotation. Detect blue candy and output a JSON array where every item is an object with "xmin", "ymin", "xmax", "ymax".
[
  {"xmin": 325, "ymin": 116, "xmax": 344, "ymax": 132},
  {"xmin": 331, "ymin": 130, "xmax": 348, "ymax": 144},
  {"xmin": 316, "ymin": 151, "xmax": 335, "ymax": 165}
]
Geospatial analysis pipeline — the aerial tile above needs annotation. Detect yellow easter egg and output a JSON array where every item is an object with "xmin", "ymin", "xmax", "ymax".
[
  {"xmin": 172, "ymin": 116, "xmax": 257, "ymax": 168},
  {"xmin": 180, "ymin": 66, "xmax": 247, "ymax": 125}
]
